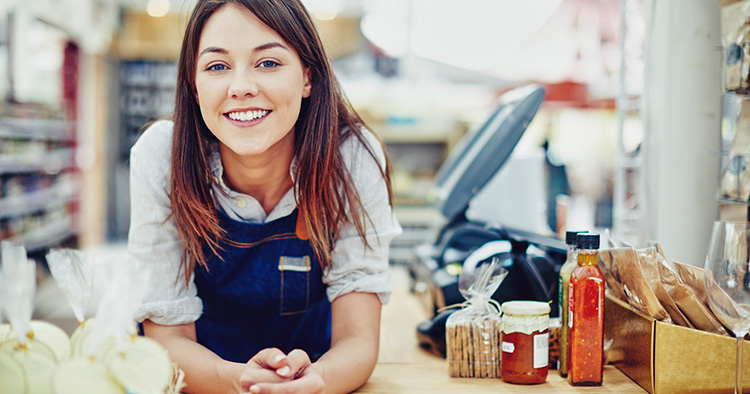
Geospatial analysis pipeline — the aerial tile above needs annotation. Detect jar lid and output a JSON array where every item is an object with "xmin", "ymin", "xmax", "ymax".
[{"xmin": 501, "ymin": 301, "xmax": 550, "ymax": 316}]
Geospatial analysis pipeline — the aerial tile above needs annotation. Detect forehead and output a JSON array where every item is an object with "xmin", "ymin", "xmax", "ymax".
[{"xmin": 198, "ymin": 3, "xmax": 286, "ymax": 50}]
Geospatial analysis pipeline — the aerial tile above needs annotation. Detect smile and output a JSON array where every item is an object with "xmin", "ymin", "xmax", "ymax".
[{"xmin": 226, "ymin": 110, "xmax": 270, "ymax": 122}]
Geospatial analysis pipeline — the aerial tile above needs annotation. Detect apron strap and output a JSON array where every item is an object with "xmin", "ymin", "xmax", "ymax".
[{"xmin": 296, "ymin": 211, "xmax": 309, "ymax": 241}]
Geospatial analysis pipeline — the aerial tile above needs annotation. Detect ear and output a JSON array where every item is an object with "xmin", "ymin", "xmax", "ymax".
[{"xmin": 302, "ymin": 67, "xmax": 312, "ymax": 98}]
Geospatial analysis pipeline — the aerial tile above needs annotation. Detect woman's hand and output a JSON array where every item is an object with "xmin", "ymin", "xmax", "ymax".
[{"xmin": 240, "ymin": 348, "xmax": 324, "ymax": 394}]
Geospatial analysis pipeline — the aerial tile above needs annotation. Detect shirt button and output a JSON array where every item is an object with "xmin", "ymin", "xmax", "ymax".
[{"xmin": 237, "ymin": 199, "xmax": 247, "ymax": 208}]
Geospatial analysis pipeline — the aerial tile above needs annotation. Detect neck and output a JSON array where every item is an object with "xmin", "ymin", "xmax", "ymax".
[{"xmin": 220, "ymin": 144, "xmax": 294, "ymax": 216}]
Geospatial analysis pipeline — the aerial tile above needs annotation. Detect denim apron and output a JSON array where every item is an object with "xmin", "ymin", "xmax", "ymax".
[{"xmin": 194, "ymin": 209, "xmax": 331, "ymax": 363}]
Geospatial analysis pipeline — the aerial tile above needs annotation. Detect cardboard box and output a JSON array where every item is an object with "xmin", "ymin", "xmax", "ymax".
[{"xmin": 604, "ymin": 293, "xmax": 750, "ymax": 393}]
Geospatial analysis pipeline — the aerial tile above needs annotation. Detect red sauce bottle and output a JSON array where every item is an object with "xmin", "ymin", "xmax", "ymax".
[
  {"xmin": 568, "ymin": 233, "xmax": 604, "ymax": 386},
  {"xmin": 501, "ymin": 301, "xmax": 550, "ymax": 384}
]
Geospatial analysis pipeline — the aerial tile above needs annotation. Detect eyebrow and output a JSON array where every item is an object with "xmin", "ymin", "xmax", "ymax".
[{"xmin": 198, "ymin": 41, "xmax": 289, "ymax": 58}]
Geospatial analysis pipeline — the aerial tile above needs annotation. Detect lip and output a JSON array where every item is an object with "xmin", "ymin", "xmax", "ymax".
[{"xmin": 224, "ymin": 107, "xmax": 271, "ymax": 127}]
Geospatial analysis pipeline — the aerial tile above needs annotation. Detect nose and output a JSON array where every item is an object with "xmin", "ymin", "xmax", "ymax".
[{"xmin": 228, "ymin": 70, "xmax": 259, "ymax": 98}]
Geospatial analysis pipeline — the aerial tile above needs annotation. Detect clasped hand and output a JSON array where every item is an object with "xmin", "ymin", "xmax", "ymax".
[{"xmin": 239, "ymin": 348, "xmax": 324, "ymax": 394}]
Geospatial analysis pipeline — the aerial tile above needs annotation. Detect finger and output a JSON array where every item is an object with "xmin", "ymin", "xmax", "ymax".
[
  {"xmin": 249, "ymin": 347, "xmax": 288, "ymax": 369},
  {"xmin": 275, "ymin": 348, "xmax": 311, "ymax": 378},
  {"xmin": 249, "ymin": 370, "xmax": 324, "ymax": 394},
  {"xmin": 239, "ymin": 365, "xmax": 293, "ymax": 392}
]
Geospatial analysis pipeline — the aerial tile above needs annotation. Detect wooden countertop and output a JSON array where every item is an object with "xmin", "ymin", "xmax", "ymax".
[{"xmin": 358, "ymin": 267, "xmax": 646, "ymax": 393}]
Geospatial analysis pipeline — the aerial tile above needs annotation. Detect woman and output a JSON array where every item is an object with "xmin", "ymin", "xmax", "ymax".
[{"xmin": 128, "ymin": 0, "xmax": 401, "ymax": 392}]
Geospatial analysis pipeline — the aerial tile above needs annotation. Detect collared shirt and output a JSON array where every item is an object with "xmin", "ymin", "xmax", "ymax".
[{"xmin": 129, "ymin": 120, "xmax": 401, "ymax": 325}]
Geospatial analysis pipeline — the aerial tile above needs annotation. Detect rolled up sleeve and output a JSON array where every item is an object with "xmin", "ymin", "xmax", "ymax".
[
  {"xmin": 128, "ymin": 121, "xmax": 203, "ymax": 325},
  {"xmin": 324, "ymin": 129, "xmax": 402, "ymax": 304}
]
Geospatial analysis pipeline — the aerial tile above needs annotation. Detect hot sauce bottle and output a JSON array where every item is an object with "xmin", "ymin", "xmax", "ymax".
[
  {"xmin": 568, "ymin": 233, "xmax": 604, "ymax": 386},
  {"xmin": 558, "ymin": 230, "xmax": 581, "ymax": 378}
]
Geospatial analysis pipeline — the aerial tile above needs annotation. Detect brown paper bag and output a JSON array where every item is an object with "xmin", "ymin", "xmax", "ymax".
[
  {"xmin": 600, "ymin": 248, "xmax": 671, "ymax": 323},
  {"xmin": 599, "ymin": 248, "xmax": 631, "ymax": 302},
  {"xmin": 658, "ymin": 260, "xmax": 729, "ymax": 335},
  {"xmin": 674, "ymin": 260, "xmax": 750, "ymax": 335},
  {"xmin": 637, "ymin": 249, "xmax": 693, "ymax": 328}
]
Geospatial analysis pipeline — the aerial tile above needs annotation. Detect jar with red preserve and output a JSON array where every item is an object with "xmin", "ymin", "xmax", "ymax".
[{"xmin": 500, "ymin": 301, "xmax": 550, "ymax": 384}]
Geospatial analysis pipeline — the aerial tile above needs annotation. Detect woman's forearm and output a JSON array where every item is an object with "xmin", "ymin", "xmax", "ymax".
[
  {"xmin": 143, "ymin": 321, "xmax": 245, "ymax": 394},
  {"xmin": 313, "ymin": 292, "xmax": 382, "ymax": 394},
  {"xmin": 312, "ymin": 334, "xmax": 379, "ymax": 394}
]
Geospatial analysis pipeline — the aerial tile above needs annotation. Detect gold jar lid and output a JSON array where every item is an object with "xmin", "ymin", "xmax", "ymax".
[{"xmin": 501, "ymin": 301, "xmax": 550, "ymax": 316}]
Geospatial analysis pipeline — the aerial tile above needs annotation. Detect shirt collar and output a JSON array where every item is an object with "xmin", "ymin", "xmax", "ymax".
[{"xmin": 209, "ymin": 145, "xmax": 298, "ymax": 192}]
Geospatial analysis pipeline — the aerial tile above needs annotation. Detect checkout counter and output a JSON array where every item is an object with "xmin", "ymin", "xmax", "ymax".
[{"xmin": 358, "ymin": 266, "xmax": 643, "ymax": 393}]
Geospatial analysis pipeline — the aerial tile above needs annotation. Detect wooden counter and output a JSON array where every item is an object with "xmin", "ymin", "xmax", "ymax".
[{"xmin": 358, "ymin": 267, "xmax": 646, "ymax": 393}]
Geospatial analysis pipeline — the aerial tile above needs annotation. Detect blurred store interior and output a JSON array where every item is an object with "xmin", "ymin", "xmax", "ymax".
[{"xmin": 0, "ymin": 0, "xmax": 727, "ymax": 321}]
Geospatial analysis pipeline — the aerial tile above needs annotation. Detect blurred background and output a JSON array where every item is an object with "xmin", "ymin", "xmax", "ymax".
[{"xmin": 0, "ymin": 0, "xmax": 725, "ymax": 272}]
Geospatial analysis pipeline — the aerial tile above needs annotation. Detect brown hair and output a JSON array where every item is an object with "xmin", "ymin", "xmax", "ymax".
[{"xmin": 170, "ymin": 0, "xmax": 392, "ymax": 282}]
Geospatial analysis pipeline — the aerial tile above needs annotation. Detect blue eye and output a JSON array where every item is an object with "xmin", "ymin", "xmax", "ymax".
[
  {"xmin": 260, "ymin": 60, "xmax": 279, "ymax": 68},
  {"xmin": 208, "ymin": 64, "xmax": 227, "ymax": 71}
]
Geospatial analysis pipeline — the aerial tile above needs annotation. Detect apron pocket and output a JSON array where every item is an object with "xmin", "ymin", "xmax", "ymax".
[{"xmin": 279, "ymin": 255, "xmax": 311, "ymax": 315}]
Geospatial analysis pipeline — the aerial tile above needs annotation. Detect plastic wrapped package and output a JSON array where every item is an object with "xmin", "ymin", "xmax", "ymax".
[
  {"xmin": 657, "ymin": 260, "xmax": 728, "ymax": 335},
  {"xmin": 637, "ymin": 249, "xmax": 693, "ymax": 328},
  {"xmin": 598, "ymin": 249, "xmax": 629, "ymax": 302},
  {"xmin": 721, "ymin": 98, "xmax": 750, "ymax": 201},
  {"xmin": 599, "ymin": 248, "xmax": 671, "ymax": 323},
  {"xmin": 719, "ymin": 0, "xmax": 750, "ymax": 92},
  {"xmin": 445, "ymin": 260, "xmax": 507, "ymax": 378},
  {"xmin": 672, "ymin": 260, "xmax": 744, "ymax": 333}
]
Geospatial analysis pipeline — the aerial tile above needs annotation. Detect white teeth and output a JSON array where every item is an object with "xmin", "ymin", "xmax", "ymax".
[{"xmin": 228, "ymin": 110, "xmax": 268, "ymax": 121}]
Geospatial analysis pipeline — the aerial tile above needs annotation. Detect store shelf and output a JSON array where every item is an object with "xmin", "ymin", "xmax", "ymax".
[
  {"xmin": 0, "ymin": 148, "xmax": 76, "ymax": 175},
  {"xmin": 0, "ymin": 118, "xmax": 74, "ymax": 141},
  {"xmin": 12, "ymin": 217, "xmax": 76, "ymax": 253},
  {"xmin": 0, "ymin": 114, "xmax": 79, "ymax": 254},
  {"xmin": 0, "ymin": 184, "xmax": 79, "ymax": 219},
  {"xmin": 377, "ymin": 121, "xmax": 464, "ymax": 150}
]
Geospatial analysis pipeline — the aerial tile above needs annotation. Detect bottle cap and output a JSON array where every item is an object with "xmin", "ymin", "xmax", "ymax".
[
  {"xmin": 565, "ymin": 231, "xmax": 584, "ymax": 245},
  {"xmin": 576, "ymin": 233, "xmax": 600, "ymax": 250}
]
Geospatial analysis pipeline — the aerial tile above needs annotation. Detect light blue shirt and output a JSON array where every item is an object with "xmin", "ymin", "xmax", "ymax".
[{"xmin": 128, "ymin": 120, "xmax": 401, "ymax": 325}]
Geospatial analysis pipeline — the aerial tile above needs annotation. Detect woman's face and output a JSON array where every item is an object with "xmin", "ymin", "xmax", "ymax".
[{"xmin": 195, "ymin": 4, "xmax": 311, "ymax": 160}]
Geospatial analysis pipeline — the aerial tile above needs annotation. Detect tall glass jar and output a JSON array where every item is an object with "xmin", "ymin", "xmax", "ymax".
[{"xmin": 501, "ymin": 301, "xmax": 550, "ymax": 384}]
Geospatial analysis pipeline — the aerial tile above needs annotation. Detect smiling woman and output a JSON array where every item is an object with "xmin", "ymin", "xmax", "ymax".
[
  {"xmin": 195, "ymin": 4, "xmax": 311, "ymax": 168},
  {"xmin": 126, "ymin": 1, "xmax": 401, "ymax": 393}
]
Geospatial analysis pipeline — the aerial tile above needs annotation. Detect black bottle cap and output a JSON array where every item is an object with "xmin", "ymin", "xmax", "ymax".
[
  {"xmin": 565, "ymin": 231, "xmax": 584, "ymax": 245},
  {"xmin": 576, "ymin": 233, "xmax": 600, "ymax": 250}
]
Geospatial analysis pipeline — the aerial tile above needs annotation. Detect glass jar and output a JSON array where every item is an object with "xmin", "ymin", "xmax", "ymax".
[{"xmin": 501, "ymin": 301, "xmax": 550, "ymax": 384}]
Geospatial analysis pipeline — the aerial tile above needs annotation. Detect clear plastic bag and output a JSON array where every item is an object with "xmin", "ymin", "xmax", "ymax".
[{"xmin": 445, "ymin": 259, "xmax": 507, "ymax": 378}]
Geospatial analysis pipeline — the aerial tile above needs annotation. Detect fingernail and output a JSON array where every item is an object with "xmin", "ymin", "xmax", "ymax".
[
  {"xmin": 277, "ymin": 366, "xmax": 290, "ymax": 376},
  {"xmin": 250, "ymin": 385, "xmax": 261, "ymax": 394},
  {"xmin": 274, "ymin": 354, "xmax": 285, "ymax": 363}
]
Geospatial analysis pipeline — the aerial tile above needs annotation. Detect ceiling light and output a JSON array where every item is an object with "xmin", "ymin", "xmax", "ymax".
[{"xmin": 147, "ymin": 0, "xmax": 170, "ymax": 17}]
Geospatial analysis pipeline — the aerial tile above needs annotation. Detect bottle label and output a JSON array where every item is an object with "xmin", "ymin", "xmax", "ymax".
[
  {"xmin": 502, "ymin": 342, "xmax": 515, "ymax": 353},
  {"xmin": 533, "ymin": 332, "xmax": 549, "ymax": 369},
  {"xmin": 568, "ymin": 280, "xmax": 575, "ymax": 328}
]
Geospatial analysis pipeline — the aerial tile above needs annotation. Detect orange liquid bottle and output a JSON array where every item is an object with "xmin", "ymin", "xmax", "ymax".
[{"xmin": 568, "ymin": 233, "xmax": 604, "ymax": 386}]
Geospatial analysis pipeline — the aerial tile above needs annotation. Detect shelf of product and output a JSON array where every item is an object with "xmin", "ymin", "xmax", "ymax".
[
  {"xmin": 0, "ymin": 172, "xmax": 79, "ymax": 218},
  {"xmin": 0, "ymin": 116, "xmax": 79, "ymax": 254},
  {"xmin": 719, "ymin": 3, "xmax": 750, "ymax": 219}
]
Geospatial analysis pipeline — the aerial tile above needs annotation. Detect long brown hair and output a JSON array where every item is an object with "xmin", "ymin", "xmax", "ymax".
[{"xmin": 170, "ymin": 0, "xmax": 392, "ymax": 282}]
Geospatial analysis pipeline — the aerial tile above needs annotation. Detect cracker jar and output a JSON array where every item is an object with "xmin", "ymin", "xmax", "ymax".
[{"xmin": 501, "ymin": 301, "xmax": 550, "ymax": 384}]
